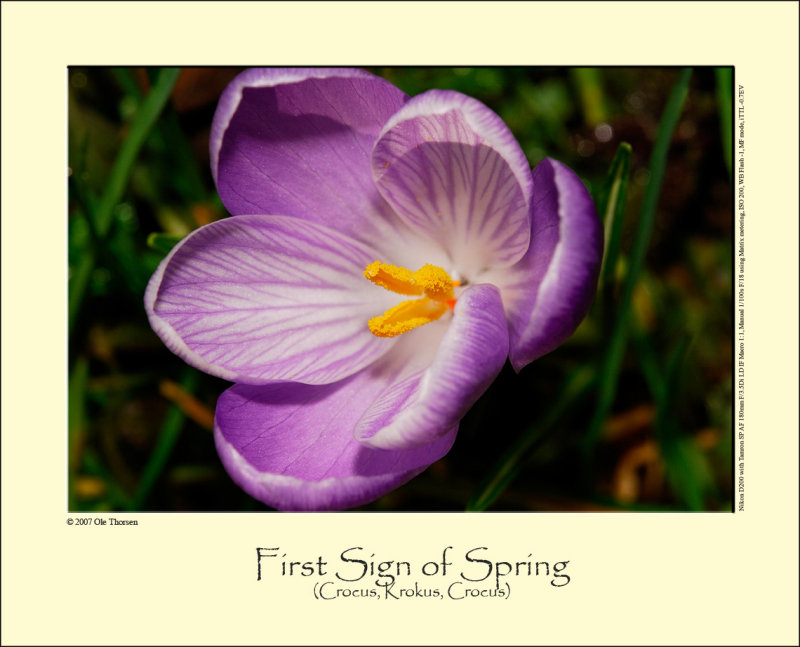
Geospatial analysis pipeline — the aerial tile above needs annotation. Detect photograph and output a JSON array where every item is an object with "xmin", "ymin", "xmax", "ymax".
[
  {"xmin": 4, "ymin": 2, "xmax": 798, "ymax": 645},
  {"xmin": 68, "ymin": 66, "xmax": 734, "ymax": 513}
]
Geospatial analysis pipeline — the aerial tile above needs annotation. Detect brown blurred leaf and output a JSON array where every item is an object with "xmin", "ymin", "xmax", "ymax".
[
  {"xmin": 75, "ymin": 476, "xmax": 107, "ymax": 500},
  {"xmin": 611, "ymin": 428, "xmax": 721, "ymax": 504},
  {"xmin": 695, "ymin": 427, "xmax": 720, "ymax": 450},
  {"xmin": 170, "ymin": 68, "xmax": 242, "ymax": 113},
  {"xmin": 88, "ymin": 324, "xmax": 116, "ymax": 366},
  {"xmin": 611, "ymin": 439, "xmax": 663, "ymax": 504},
  {"xmin": 190, "ymin": 202, "xmax": 222, "ymax": 227},
  {"xmin": 159, "ymin": 379, "xmax": 214, "ymax": 430},
  {"xmin": 632, "ymin": 282, "xmax": 656, "ymax": 331},
  {"xmin": 602, "ymin": 403, "xmax": 655, "ymax": 441}
]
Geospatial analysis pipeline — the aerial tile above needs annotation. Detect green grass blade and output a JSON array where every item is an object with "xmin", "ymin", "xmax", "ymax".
[
  {"xmin": 634, "ymin": 304, "xmax": 713, "ymax": 510},
  {"xmin": 68, "ymin": 251, "xmax": 96, "ymax": 334},
  {"xmin": 113, "ymin": 68, "xmax": 207, "ymax": 203},
  {"xmin": 147, "ymin": 232, "xmax": 183, "ymax": 255},
  {"xmin": 581, "ymin": 68, "xmax": 692, "ymax": 459},
  {"xmin": 654, "ymin": 338, "xmax": 711, "ymax": 510},
  {"xmin": 129, "ymin": 368, "xmax": 199, "ymax": 510},
  {"xmin": 570, "ymin": 67, "xmax": 608, "ymax": 126},
  {"xmin": 110, "ymin": 67, "xmax": 144, "ymax": 102},
  {"xmin": 631, "ymin": 316, "xmax": 665, "ymax": 402},
  {"xmin": 466, "ymin": 365, "xmax": 595, "ymax": 511},
  {"xmin": 159, "ymin": 109, "xmax": 209, "ymax": 203},
  {"xmin": 715, "ymin": 67, "xmax": 733, "ymax": 178},
  {"xmin": 653, "ymin": 337, "xmax": 690, "ymax": 443},
  {"xmin": 94, "ymin": 68, "xmax": 181, "ymax": 238},
  {"xmin": 68, "ymin": 356, "xmax": 90, "ymax": 510},
  {"xmin": 594, "ymin": 142, "xmax": 633, "ymax": 317},
  {"xmin": 662, "ymin": 436, "xmax": 713, "ymax": 511},
  {"xmin": 69, "ymin": 68, "xmax": 181, "ymax": 336},
  {"xmin": 81, "ymin": 449, "xmax": 133, "ymax": 510}
]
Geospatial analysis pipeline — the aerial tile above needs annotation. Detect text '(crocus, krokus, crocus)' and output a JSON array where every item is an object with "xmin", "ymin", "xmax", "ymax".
[{"xmin": 145, "ymin": 68, "xmax": 602, "ymax": 511}]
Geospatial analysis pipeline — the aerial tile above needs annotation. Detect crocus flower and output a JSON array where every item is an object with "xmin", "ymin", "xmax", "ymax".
[{"xmin": 145, "ymin": 68, "xmax": 602, "ymax": 511}]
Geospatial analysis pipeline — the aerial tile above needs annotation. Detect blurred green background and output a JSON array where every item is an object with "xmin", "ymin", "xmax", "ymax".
[{"xmin": 68, "ymin": 67, "xmax": 733, "ymax": 512}]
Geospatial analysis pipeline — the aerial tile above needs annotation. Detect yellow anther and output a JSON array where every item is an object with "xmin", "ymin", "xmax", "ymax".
[
  {"xmin": 412, "ymin": 264, "xmax": 458, "ymax": 302},
  {"xmin": 368, "ymin": 298, "xmax": 448, "ymax": 338},
  {"xmin": 363, "ymin": 261, "xmax": 423, "ymax": 296},
  {"xmin": 364, "ymin": 260, "xmax": 460, "ymax": 338}
]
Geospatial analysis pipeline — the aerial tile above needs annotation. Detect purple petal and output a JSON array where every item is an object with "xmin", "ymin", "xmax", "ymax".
[
  {"xmin": 488, "ymin": 158, "xmax": 602, "ymax": 371},
  {"xmin": 145, "ymin": 214, "xmax": 401, "ymax": 385},
  {"xmin": 371, "ymin": 90, "xmax": 532, "ymax": 278},
  {"xmin": 355, "ymin": 284, "xmax": 509, "ymax": 450},
  {"xmin": 211, "ymin": 67, "xmax": 407, "ymax": 245},
  {"xmin": 214, "ymin": 378, "xmax": 458, "ymax": 511}
]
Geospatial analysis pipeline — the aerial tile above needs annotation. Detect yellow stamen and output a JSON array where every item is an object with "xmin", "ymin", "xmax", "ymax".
[
  {"xmin": 364, "ymin": 260, "xmax": 460, "ymax": 337},
  {"xmin": 364, "ymin": 261, "xmax": 459, "ymax": 301},
  {"xmin": 413, "ymin": 264, "xmax": 459, "ymax": 302},
  {"xmin": 368, "ymin": 298, "xmax": 448, "ymax": 338},
  {"xmin": 363, "ymin": 261, "xmax": 423, "ymax": 296}
]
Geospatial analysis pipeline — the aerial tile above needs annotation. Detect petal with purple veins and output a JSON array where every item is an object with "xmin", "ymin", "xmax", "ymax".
[
  {"xmin": 372, "ymin": 90, "xmax": 533, "ymax": 278},
  {"xmin": 214, "ymin": 377, "xmax": 458, "ymax": 512},
  {"xmin": 486, "ymin": 158, "xmax": 602, "ymax": 371},
  {"xmin": 356, "ymin": 283, "xmax": 509, "ymax": 450},
  {"xmin": 145, "ymin": 214, "xmax": 399, "ymax": 385},
  {"xmin": 211, "ymin": 67, "xmax": 408, "ymax": 246}
]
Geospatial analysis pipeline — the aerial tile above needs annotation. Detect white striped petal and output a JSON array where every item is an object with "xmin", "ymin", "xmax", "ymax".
[
  {"xmin": 355, "ymin": 284, "xmax": 509, "ymax": 450},
  {"xmin": 483, "ymin": 158, "xmax": 603, "ymax": 370},
  {"xmin": 145, "ymin": 215, "xmax": 399, "ymax": 385},
  {"xmin": 209, "ymin": 67, "xmax": 411, "ymax": 252},
  {"xmin": 372, "ymin": 90, "xmax": 532, "ymax": 279}
]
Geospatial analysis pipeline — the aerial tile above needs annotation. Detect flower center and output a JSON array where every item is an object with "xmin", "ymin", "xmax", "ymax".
[{"xmin": 363, "ymin": 261, "xmax": 459, "ymax": 338}]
